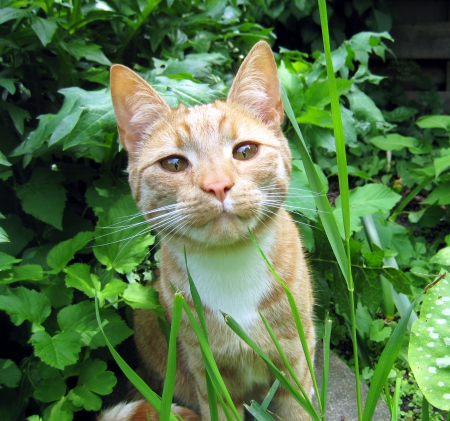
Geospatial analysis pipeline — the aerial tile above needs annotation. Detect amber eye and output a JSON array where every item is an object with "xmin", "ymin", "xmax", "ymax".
[
  {"xmin": 160, "ymin": 156, "xmax": 188, "ymax": 172},
  {"xmin": 233, "ymin": 143, "xmax": 258, "ymax": 161}
]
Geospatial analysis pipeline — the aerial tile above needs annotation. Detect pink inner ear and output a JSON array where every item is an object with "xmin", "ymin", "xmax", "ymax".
[
  {"xmin": 227, "ymin": 41, "xmax": 284, "ymax": 127},
  {"xmin": 110, "ymin": 64, "xmax": 171, "ymax": 152}
]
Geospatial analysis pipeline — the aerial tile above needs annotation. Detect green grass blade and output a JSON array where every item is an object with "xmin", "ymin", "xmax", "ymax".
[
  {"xmin": 160, "ymin": 293, "xmax": 183, "ymax": 421},
  {"xmin": 422, "ymin": 395, "xmax": 430, "ymax": 421},
  {"xmin": 259, "ymin": 312, "xmax": 311, "ymax": 402},
  {"xmin": 179, "ymin": 296, "xmax": 242, "ymax": 420},
  {"xmin": 362, "ymin": 297, "xmax": 420, "ymax": 421},
  {"xmin": 248, "ymin": 230, "xmax": 321, "ymax": 413},
  {"xmin": 321, "ymin": 315, "xmax": 332, "ymax": 418},
  {"xmin": 224, "ymin": 313, "xmax": 321, "ymax": 421},
  {"xmin": 280, "ymin": 85, "xmax": 349, "ymax": 287},
  {"xmin": 94, "ymin": 293, "xmax": 180, "ymax": 421},
  {"xmin": 244, "ymin": 401, "xmax": 277, "ymax": 421},
  {"xmin": 390, "ymin": 377, "xmax": 401, "ymax": 421},
  {"xmin": 261, "ymin": 380, "xmax": 281, "ymax": 411}
]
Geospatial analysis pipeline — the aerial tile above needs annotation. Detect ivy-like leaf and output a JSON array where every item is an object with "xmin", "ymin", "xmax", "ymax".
[
  {"xmin": 30, "ymin": 330, "xmax": 82, "ymax": 370},
  {"xmin": 34, "ymin": 377, "xmax": 67, "ymax": 403},
  {"xmin": 94, "ymin": 195, "xmax": 155, "ymax": 274},
  {"xmin": 0, "ymin": 287, "xmax": 51, "ymax": 326},
  {"xmin": 0, "ymin": 359, "xmax": 21, "ymax": 388},
  {"xmin": 47, "ymin": 231, "xmax": 94, "ymax": 273},
  {"xmin": 15, "ymin": 167, "xmax": 67, "ymax": 230},
  {"xmin": 64, "ymin": 263, "xmax": 101, "ymax": 298}
]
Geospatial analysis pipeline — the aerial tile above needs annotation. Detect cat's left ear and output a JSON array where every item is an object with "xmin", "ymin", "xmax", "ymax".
[{"xmin": 227, "ymin": 41, "xmax": 283, "ymax": 128}]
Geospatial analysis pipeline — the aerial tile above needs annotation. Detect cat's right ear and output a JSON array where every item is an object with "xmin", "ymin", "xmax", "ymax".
[{"xmin": 110, "ymin": 64, "xmax": 171, "ymax": 153}]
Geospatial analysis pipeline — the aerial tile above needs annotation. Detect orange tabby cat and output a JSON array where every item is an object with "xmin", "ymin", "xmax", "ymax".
[{"xmin": 100, "ymin": 41, "xmax": 315, "ymax": 421}]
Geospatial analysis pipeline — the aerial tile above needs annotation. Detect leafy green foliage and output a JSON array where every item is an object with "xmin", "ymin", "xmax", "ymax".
[{"xmin": 1, "ymin": 0, "xmax": 449, "ymax": 419}]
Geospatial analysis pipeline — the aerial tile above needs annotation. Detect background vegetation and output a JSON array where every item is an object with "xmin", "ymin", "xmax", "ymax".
[{"xmin": 0, "ymin": 0, "xmax": 449, "ymax": 420}]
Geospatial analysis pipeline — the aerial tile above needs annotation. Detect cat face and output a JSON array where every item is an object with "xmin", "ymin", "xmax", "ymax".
[{"xmin": 111, "ymin": 41, "xmax": 292, "ymax": 247}]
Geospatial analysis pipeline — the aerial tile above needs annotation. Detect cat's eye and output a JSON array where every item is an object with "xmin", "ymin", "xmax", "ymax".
[
  {"xmin": 233, "ymin": 143, "xmax": 258, "ymax": 161},
  {"xmin": 160, "ymin": 156, "xmax": 188, "ymax": 172}
]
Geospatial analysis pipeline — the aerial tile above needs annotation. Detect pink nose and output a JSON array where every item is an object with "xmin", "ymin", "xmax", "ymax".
[{"xmin": 203, "ymin": 180, "xmax": 232, "ymax": 202}]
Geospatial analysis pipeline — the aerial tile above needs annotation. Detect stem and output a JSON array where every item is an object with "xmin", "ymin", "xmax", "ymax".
[{"xmin": 389, "ymin": 176, "xmax": 433, "ymax": 223}]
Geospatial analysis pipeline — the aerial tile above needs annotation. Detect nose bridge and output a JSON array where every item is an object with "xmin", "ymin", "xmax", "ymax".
[{"xmin": 199, "ymin": 158, "xmax": 235, "ymax": 202}]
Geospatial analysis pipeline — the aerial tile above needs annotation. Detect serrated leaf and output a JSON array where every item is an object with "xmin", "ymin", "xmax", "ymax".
[
  {"xmin": 409, "ymin": 275, "xmax": 450, "ymax": 410},
  {"xmin": 57, "ymin": 301, "xmax": 133, "ymax": 349},
  {"xmin": 0, "ymin": 359, "xmax": 21, "ymax": 388},
  {"xmin": 30, "ymin": 16, "xmax": 58, "ymax": 47},
  {"xmin": 68, "ymin": 386, "xmax": 102, "ymax": 411},
  {"xmin": 16, "ymin": 168, "xmax": 67, "ymax": 230},
  {"xmin": 123, "ymin": 282, "xmax": 161, "ymax": 310},
  {"xmin": 78, "ymin": 359, "xmax": 116, "ymax": 395},
  {"xmin": 64, "ymin": 263, "xmax": 100, "ymax": 298},
  {"xmin": 0, "ymin": 227, "xmax": 8, "ymax": 244},
  {"xmin": 63, "ymin": 41, "xmax": 112, "ymax": 66},
  {"xmin": 334, "ymin": 184, "xmax": 401, "ymax": 235},
  {"xmin": 0, "ymin": 287, "xmax": 51, "ymax": 326},
  {"xmin": 0, "ymin": 252, "xmax": 21, "ymax": 271},
  {"xmin": 34, "ymin": 377, "xmax": 66, "ymax": 402},
  {"xmin": 47, "ymin": 232, "xmax": 94, "ymax": 273},
  {"xmin": 370, "ymin": 319, "xmax": 392, "ymax": 342},
  {"xmin": 30, "ymin": 330, "xmax": 82, "ymax": 370},
  {"xmin": 94, "ymin": 195, "xmax": 155, "ymax": 273},
  {"xmin": 42, "ymin": 397, "xmax": 73, "ymax": 421},
  {"xmin": 0, "ymin": 150, "xmax": 12, "ymax": 166}
]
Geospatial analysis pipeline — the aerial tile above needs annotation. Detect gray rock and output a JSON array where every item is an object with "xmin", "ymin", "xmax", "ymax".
[{"xmin": 313, "ymin": 342, "xmax": 391, "ymax": 421}]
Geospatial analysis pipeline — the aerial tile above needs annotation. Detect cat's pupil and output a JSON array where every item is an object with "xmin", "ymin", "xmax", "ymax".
[
  {"xmin": 233, "ymin": 143, "xmax": 258, "ymax": 161},
  {"xmin": 160, "ymin": 156, "xmax": 188, "ymax": 172}
]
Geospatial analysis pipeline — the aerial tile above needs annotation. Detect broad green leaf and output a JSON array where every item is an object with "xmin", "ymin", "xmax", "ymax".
[
  {"xmin": 34, "ymin": 377, "xmax": 67, "ymax": 402},
  {"xmin": 296, "ymin": 106, "xmax": 333, "ymax": 128},
  {"xmin": 0, "ymin": 8, "xmax": 30, "ymax": 25},
  {"xmin": 94, "ymin": 195, "xmax": 155, "ymax": 274},
  {"xmin": 0, "ymin": 102, "xmax": 31, "ymax": 135},
  {"xmin": 382, "ymin": 106, "xmax": 418, "ymax": 123},
  {"xmin": 77, "ymin": 359, "xmax": 116, "ymax": 395},
  {"xmin": 0, "ymin": 252, "xmax": 21, "ymax": 271},
  {"xmin": 30, "ymin": 330, "xmax": 82, "ymax": 370},
  {"xmin": 0, "ymin": 287, "xmax": 51, "ymax": 326},
  {"xmin": 434, "ymin": 155, "xmax": 450, "ymax": 178},
  {"xmin": 0, "ymin": 359, "xmax": 21, "ymax": 388},
  {"xmin": 47, "ymin": 232, "xmax": 94, "ymax": 273},
  {"xmin": 30, "ymin": 16, "xmax": 58, "ymax": 47},
  {"xmin": 63, "ymin": 41, "xmax": 112, "ymax": 66},
  {"xmin": 64, "ymin": 263, "xmax": 101, "ymax": 298},
  {"xmin": 0, "ymin": 227, "xmax": 8, "ymax": 244},
  {"xmin": 68, "ymin": 386, "xmax": 102, "ymax": 411},
  {"xmin": 15, "ymin": 167, "xmax": 67, "ymax": 230},
  {"xmin": 122, "ymin": 282, "xmax": 162, "ymax": 310},
  {"xmin": 430, "ymin": 247, "xmax": 450, "ymax": 266},
  {"xmin": 370, "ymin": 319, "xmax": 392, "ymax": 342},
  {"xmin": 346, "ymin": 88, "xmax": 388, "ymax": 128},
  {"xmin": 334, "ymin": 184, "xmax": 401, "ymax": 236},
  {"xmin": 416, "ymin": 115, "xmax": 450, "ymax": 130},
  {"xmin": 57, "ymin": 301, "xmax": 133, "ymax": 349},
  {"xmin": 278, "ymin": 63, "xmax": 305, "ymax": 115},
  {"xmin": 409, "ymin": 275, "xmax": 450, "ymax": 410},
  {"xmin": 369, "ymin": 134, "xmax": 420, "ymax": 153},
  {"xmin": 42, "ymin": 397, "xmax": 73, "ymax": 421},
  {"xmin": 304, "ymin": 78, "xmax": 353, "ymax": 109},
  {"xmin": 423, "ymin": 183, "xmax": 450, "ymax": 205},
  {"xmin": 0, "ymin": 150, "xmax": 12, "ymax": 166},
  {"xmin": 85, "ymin": 177, "xmax": 131, "ymax": 217}
]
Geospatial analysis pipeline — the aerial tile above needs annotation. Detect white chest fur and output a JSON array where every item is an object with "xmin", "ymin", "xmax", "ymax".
[{"xmin": 169, "ymin": 233, "xmax": 275, "ymax": 328}]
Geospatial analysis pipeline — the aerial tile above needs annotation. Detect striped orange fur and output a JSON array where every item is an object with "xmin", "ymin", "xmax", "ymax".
[{"xmin": 102, "ymin": 41, "xmax": 315, "ymax": 421}]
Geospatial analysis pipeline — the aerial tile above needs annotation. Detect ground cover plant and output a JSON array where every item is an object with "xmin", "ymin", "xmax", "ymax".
[{"xmin": 0, "ymin": 0, "xmax": 450, "ymax": 420}]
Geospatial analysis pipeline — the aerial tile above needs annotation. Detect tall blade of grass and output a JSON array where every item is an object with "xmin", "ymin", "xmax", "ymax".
[
  {"xmin": 248, "ymin": 230, "xmax": 322, "ymax": 416},
  {"xmin": 259, "ymin": 312, "xmax": 311, "ymax": 402},
  {"xmin": 94, "ymin": 293, "xmax": 180, "ymax": 421},
  {"xmin": 362, "ymin": 296, "xmax": 419, "ymax": 421},
  {"xmin": 422, "ymin": 396, "xmax": 430, "ymax": 421},
  {"xmin": 321, "ymin": 316, "xmax": 332, "ymax": 415},
  {"xmin": 225, "ymin": 314, "xmax": 321, "ymax": 421},
  {"xmin": 160, "ymin": 293, "xmax": 183, "ymax": 421},
  {"xmin": 244, "ymin": 401, "xmax": 277, "ymax": 421},
  {"xmin": 261, "ymin": 380, "xmax": 281, "ymax": 411},
  {"xmin": 390, "ymin": 377, "xmax": 401, "ymax": 421},
  {"xmin": 179, "ymin": 295, "xmax": 242, "ymax": 421},
  {"xmin": 280, "ymin": 85, "xmax": 349, "ymax": 286},
  {"xmin": 316, "ymin": 0, "xmax": 361, "ymax": 417}
]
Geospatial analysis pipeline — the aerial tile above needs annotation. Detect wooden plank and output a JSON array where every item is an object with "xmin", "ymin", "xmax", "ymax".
[{"xmin": 390, "ymin": 23, "xmax": 450, "ymax": 59}]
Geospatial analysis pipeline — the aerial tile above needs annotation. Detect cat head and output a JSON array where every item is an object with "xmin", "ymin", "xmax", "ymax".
[{"xmin": 110, "ymin": 41, "xmax": 292, "ymax": 248}]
